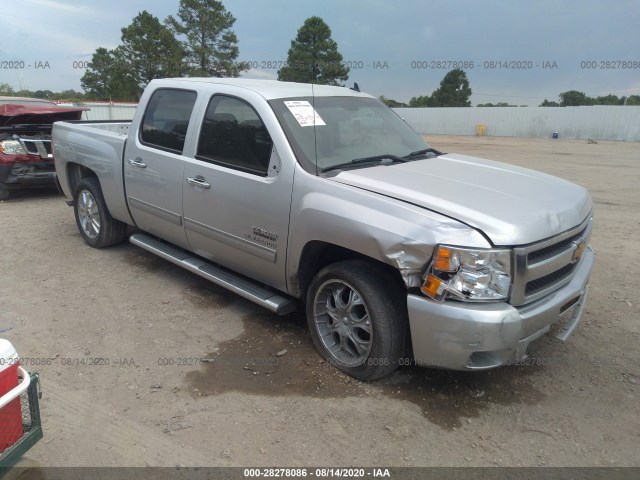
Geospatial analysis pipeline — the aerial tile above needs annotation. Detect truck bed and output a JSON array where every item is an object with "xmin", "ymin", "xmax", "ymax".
[
  {"xmin": 52, "ymin": 120, "xmax": 134, "ymax": 225},
  {"xmin": 55, "ymin": 120, "xmax": 130, "ymax": 135}
]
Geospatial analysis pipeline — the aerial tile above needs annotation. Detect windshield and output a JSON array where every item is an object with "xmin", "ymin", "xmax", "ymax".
[{"xmin": 269, "ymin": 96, "xmax": 430, "ymax": 174}]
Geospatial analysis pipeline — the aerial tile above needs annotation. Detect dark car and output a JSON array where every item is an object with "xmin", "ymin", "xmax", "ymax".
[{"xmin": 0, "ymin": 97, "xmax": 87, "ymax": 200}]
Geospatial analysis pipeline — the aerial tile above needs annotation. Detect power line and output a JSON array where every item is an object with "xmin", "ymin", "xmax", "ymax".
[{"xmin": 1, "ymin": 9, "xmax": 117, "ymax": 41}]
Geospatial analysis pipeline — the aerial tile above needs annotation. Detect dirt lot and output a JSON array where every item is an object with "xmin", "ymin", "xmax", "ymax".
[{"xmin": 1, "ymin": 135, "xmax": 638, "ymax": 468}]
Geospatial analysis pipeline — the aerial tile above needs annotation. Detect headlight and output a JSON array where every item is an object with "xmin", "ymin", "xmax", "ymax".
[
  {"xmin": 0, "ymin": 140, "xmax": 27, "ymax": 155},
  {"xmin": 421, "ymin": 245, "xmax": 511, "ymax": 302}
]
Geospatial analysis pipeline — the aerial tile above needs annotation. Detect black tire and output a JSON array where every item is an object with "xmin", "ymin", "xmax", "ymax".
[
  {"xmin": 73, "ymin": 177, "xmax": 127, "ymax": 248},
  {"xmin": 0, "ymin": 187, "xmax": 9, "ymax": 201},
  {"xmin": 306, "ymin": 260, "xmax": 407, "ymax": 381}
]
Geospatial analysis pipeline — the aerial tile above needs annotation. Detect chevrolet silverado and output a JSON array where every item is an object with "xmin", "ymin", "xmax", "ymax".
[{"xmin": 52, "ymin": 78, "xmax": 593, "ymax": 380}]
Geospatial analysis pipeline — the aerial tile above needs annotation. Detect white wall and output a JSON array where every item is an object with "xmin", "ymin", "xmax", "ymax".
[
  {"xmin": 79, "ymin": 102, "xmax": 138, "ymax": 121},
  {"xmin": 77, "ymin": 102, "xmax": 640, "ymax": 142},
  {"xmin": 394, "ymin": 106, "xmax": 640, "ymax": 141}
]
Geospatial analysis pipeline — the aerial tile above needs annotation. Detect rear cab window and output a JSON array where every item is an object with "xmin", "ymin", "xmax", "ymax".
[{"xmin": 140, "ymin": 89, "xmax": 197, "ymax": 153}]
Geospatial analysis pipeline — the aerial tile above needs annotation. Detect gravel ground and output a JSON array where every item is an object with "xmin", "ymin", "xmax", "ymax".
[{"xmin": 0, "ymin": 135, "xmax": 638, "ymax": 468}]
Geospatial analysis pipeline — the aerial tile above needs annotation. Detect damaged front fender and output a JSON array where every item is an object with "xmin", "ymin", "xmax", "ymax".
[
  {"xmin": 287, "ymin": 172, "xmax": 490, "ymax": 295},
  {"xmin": 380, "ymin": 219, "xmax": 491, "ymax": 288}
]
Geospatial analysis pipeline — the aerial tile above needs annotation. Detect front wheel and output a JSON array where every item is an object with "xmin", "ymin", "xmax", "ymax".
[
  {"xmin": 73, "ymin": 177, "xmax": 127, "ymax": 248},
  {"xmin": 306, "ymin": 260, "xmax": 407, "ymax": 381}
]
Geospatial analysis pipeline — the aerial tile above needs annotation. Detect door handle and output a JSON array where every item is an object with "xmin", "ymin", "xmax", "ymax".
[
  {"xmin": 128, "ymin": 157, "xmax": 147, "ymax": 168},
  {"xmin": 186, "ymin": 175, "xmax": 211, "ymax": 189}
]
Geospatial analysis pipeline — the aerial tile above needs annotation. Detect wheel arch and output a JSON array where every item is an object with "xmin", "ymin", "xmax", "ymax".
[
  {"xmin": 304, "ymin": 256, "xmax": 410, "ymax": 380},
  {"xmin": 65, "ymin": 162, "xmax": 97, "ymax": 203},
  {"xmin": 296, "ymin": 240, "xmax": 407, "ymax": 303},
  {"xmin": 65, "ymin": 162, "xmax": 134, "ymax": 225}
]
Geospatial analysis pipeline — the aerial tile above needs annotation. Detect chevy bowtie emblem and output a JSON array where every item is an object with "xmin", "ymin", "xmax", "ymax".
[{"xmin": 571, "ymin": 240, "xmax": 586, "ymax": 263}]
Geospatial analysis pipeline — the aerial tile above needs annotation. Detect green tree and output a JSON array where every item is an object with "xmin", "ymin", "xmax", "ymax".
[
  {"xmin": 0, "ymin": 85, "xmax": 84, "ymax": 101},
  {"xmin": 81, "ymin": 48, "xmax": 112, "ymax": 99},
  {"xmin": 81, "ymin": 47, "xmax": 139, "ymax": 101},
  {"xmin": 14, "ymin": 89, "xmax": 35, "ymax": 97},
  {"xmin": 626, "ymin": 95, "xmax": 640, "ymax": 105},
  {"xmin": 166, "ymin": 0, "xmax": 247, "ymax": 77},
  {"xmin": 120, "ymin": 11, "xmax": 186, "ymax": 93},
  {"xmin": 408, "ymin": 95, "xmax": 432, "ymax": 107},
  {"xmin": 430, "ymin": 69, "xmax": 472, "ymax": 107},
  {"xmin": 51, "ymin": 90, "xmax": 85, "ymax": 101},
  {"xmin": 477, "ymin": 102, "xmax": 517, "ymax": 107},
  {"xmin": 33, "ymin": 90, "xmax": 55, "ymax": 99},
  {"xmin": 277, "ymin": 16, "xmax": 349, "ymax": 85},
  {"xmin": 378, "ymin": 95, "xmax": 407, "ymax": 108},
  {"xmin": 539, "ymin": 99, "xmax": 560, "ymax": 107},
  {"xmin": 559, "ymin": 90, "xmax": 592, "ymax": 106},
  {"xmin": 0, "ymin": 83, "xmax": 15, "ymax": 95},
  {"xmin": 593, "ymin": 94, "xmax": 623, "ymax": 105}
]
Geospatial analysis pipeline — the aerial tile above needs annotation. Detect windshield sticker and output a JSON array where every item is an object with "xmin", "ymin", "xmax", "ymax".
[{"xmin": 284, "ymin": 101, "xmax": 326, "ymax": 127}]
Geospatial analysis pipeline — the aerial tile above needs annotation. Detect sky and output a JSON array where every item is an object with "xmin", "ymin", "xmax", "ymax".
[{"xmin": 1, "ymin": 0, "xmax": 639, "ymax": 105}]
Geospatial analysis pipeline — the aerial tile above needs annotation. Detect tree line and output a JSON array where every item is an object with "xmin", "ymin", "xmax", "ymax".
[
  {"xmin": 0, "ymin": 84, "xmax": 85, "ymax": 101},
  {"xmin": 1, "ymin": 2, "xmax": 349, "ymax": 102},
  {"xmin": 80, "ymin": 5, "xmax": 349, "ymax": 101},
  {"xmin": 4, "ymin": 80, "xmax": 636, "ymax": 108},
  {"xmin": 79, "ymin": 1, "xmax": 248, "ymax": 101},
  {"xmin": 539, "ymin": 91, "xmax": 640, "ymax": 106},
  {"xmin": 379, "ymin": 87, "xmax": 640, "ymax": 108},
  {"xmin": 1, "ymin": 0, "xmax": 637, "ymax": 107}
]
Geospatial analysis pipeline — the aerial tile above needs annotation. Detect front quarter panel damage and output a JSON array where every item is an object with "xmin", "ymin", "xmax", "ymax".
[
  {"xmin": 287, "ymin": 171, "xmax": 490, "ymax": 295},
  {"xmin": 380, "ymin": 219, "xmax": 490, "ymax": 288}
]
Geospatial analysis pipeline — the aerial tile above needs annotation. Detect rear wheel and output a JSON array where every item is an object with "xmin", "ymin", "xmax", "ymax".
[
  {"xmin": 73, "ymin": 177, "xmax": 127, "ymax": 248},
  {"xmin": 306, "ymin": 260, "xmax": 407, "ymax": 381},
  {"xmin": 0, "ymin": 187, "xmax": 9, "ymax": 201}
]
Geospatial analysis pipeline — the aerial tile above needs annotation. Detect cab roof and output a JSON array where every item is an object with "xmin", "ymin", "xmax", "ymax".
[{"xmin": 149, "ymin": 78, "xmax": 373, "ymax": 100}]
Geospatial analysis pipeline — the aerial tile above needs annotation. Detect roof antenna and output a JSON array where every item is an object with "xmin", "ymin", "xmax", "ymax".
[
  {"xmin": 350, "ymin": 82, "xmax": 360, "ymax": 92},
  {"xmin": 311, "ymin": 81, "xmax": 318, "ymax": 176}
]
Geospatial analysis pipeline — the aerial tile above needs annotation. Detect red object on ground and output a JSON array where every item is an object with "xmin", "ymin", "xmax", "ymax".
[{"xmin": 0, "ymin": 339, "xmax": 22, "ymax": 453}]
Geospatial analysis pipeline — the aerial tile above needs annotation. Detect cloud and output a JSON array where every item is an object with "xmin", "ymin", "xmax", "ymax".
[
  {"xmin": 3, "ymin": 0, "xmax": 639, "ymax": 101},
  {"xmin": 17, "ymin": 0, "xmax": 86, "ymax": 13}
]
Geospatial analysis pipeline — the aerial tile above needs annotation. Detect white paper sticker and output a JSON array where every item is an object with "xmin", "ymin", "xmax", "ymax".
[{"xmin": 284, "ymin": 100, "xmax": 326, "ymax": 127}]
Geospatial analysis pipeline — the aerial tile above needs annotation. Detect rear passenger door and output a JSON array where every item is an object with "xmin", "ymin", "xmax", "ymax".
[
  {"xmin": 182, "ymin": 93, "xmax": 294, "ymax": 291},
  {"xmin": 124, "ymin": 88, "xmax": 198, "ymax": 248}
]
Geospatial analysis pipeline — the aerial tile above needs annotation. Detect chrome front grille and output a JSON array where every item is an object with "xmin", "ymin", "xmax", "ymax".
[
  {"xmin": 510, "ymin": 215, "xmax": 592, "ymax": 306},
  {"xmin": 524, "ymin": 262, "xmax": 576, "ymax": 296},
  {"xmin": 20, "ymin": 138, "xmax": 52, "ymax": 159}
]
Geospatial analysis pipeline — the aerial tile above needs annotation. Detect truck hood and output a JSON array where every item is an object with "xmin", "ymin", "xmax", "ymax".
[
  {"xmin": 0, "ymin": 104, "xmax": 87, "ymax": 126},
  {"xmin": 330, "ymin": 153, "xmax": 592, "ymax": 246}
]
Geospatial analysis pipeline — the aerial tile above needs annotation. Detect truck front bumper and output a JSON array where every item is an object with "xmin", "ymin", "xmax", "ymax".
[
  {"xmin": 407, "ymin": 247, "xmax": 593, "ymax": 370},
  {"xmin": 0, "ymin": 161, "xmax": 56, "ymax": 189}
]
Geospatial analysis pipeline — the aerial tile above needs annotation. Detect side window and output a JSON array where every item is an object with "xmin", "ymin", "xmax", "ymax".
[
  {"xmin": 140, "ymin": 89, "xmax": 197, "ymax": 153},
  {"xmin": 196, "ymin": 95, "xmax": 273, "ymax": 176}
]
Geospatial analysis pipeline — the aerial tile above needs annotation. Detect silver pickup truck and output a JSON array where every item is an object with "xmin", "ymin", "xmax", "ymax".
[{"xmin": 53, "ymin": 78, "xmax": 593, "ymax": 380}]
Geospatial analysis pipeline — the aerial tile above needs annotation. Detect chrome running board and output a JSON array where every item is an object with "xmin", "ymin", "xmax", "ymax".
[{"xmin": 129, "ymin": 233, "xmax": 296, "ymax": 315}]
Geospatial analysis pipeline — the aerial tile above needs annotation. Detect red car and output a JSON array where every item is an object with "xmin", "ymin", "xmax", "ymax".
[{"xmin": 0, "ymin": 97, "xmax": 87, "ymax": 200}]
